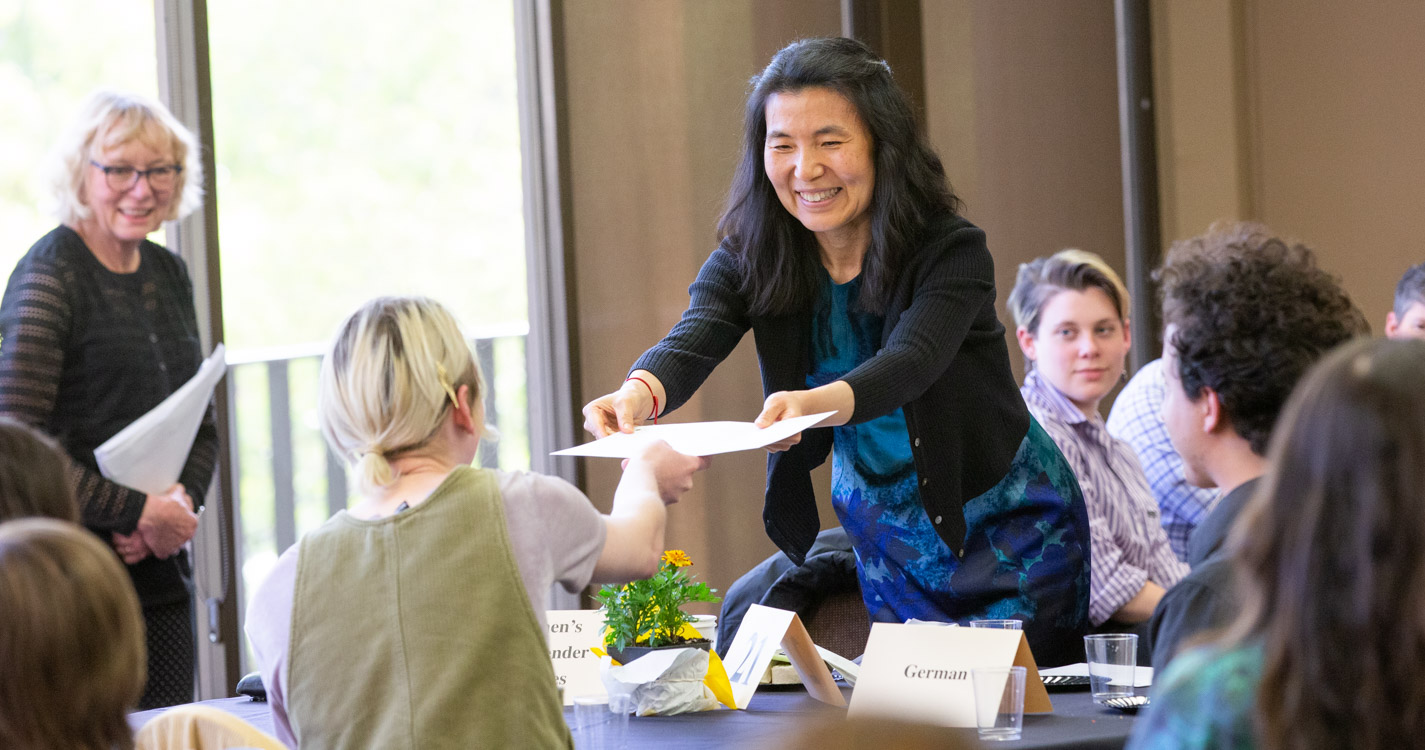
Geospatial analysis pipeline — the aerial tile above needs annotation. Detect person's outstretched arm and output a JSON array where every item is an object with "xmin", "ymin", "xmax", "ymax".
[{"xmin": 591, "ymin": 439, "xmax": 708, "ymax": 583}]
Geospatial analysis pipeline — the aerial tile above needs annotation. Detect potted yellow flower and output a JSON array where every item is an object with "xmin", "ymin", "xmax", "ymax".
[{"xmin": 597, "ymin": 550, "xmax": 721, "ymax": 663}]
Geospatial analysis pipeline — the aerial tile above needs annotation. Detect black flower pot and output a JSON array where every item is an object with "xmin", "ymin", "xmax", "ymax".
[{"xmin": 607, "ymin": 638, "xmax": 712, "ymax": 665}]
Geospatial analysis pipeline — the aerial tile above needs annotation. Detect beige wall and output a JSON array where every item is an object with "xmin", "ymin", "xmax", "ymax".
[
  {"xmin": 1246, "ymin": 0, "xmax": 1425, "ymax": 330},
  {"xmin": 1154, "ymin": 0, "xmax": 1425, "ymax": 332},
  {"xmin": 1151, "ymin": 0, "xmax": 1253, "ymax": 243},
  {"xmin": 556, "ymin": 0, "xmax": 1425, "ymax": 611},
  {"xmin": 922, "ymin": 1, "xmax": 1126, "ymax": 381}
]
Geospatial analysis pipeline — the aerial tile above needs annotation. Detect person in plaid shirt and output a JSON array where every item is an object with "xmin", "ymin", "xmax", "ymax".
[
  {"xmin": 1107, "ymin": 359, "xmax": 1218, "ymax": 562},
  {"xmin": 1010, "ymin": 249, "xmax": 1187, "ymax": 628}
]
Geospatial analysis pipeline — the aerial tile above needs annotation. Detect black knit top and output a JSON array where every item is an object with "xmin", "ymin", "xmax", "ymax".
[
  {"xmin": 632, "ymin": 213, "xmax": 1030, "ymax": 563},
  {"xmin": 0, "ymin": 225, "xmax": 218, "ymax": 606}
]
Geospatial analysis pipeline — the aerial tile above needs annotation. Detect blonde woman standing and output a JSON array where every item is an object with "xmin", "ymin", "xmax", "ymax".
[
  {"xmin": 0, "ymin": 90, "xmax": 211, "ymax": 708},
  {"xmin": 247, "ymin": 296, "xmax": 707, "ymax": 750}
]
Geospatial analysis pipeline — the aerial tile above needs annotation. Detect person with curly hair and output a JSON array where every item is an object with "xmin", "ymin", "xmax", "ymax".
[
  {"xmin": 1146, "ymin": 222, "xmax": 1368, "ymax": 671},
  {"xmin": 1131, "ymin": 337, "xmax": 1425, "ymax": 750}
]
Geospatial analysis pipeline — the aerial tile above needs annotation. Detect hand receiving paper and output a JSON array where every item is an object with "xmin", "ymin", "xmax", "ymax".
[{"xmin": 625, "ymin": 439, "xmax": 711, "ymax": 504}]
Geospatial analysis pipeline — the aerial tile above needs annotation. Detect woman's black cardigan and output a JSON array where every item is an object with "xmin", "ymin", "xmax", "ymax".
[{"xmin": 632, "ymin": 214, "xmax": 1029, "ymax": 565}]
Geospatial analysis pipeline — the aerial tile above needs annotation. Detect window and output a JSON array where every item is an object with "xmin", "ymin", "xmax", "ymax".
[
  {"xmin": 204, "ymin": 0, "xmax": 533, "ymax": 657},
  {"xmin": 0, "ymin": 0, "xmax": 552, "ymax": 683},
  {"xmin": 0, "ymin": 0, "xmax": 162, "ymax": 272}
]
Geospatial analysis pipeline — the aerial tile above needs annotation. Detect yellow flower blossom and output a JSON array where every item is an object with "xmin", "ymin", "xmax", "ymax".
[{"xmin": 662, "ymin": 549, "xmax": 693, "ymax": 568}]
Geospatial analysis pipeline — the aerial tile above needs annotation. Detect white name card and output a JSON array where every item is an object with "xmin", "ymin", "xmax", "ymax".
[
  {"xmin": 721, "ymin": 604, "xmax": 844, "ymax": 709},
  {"xmin": 848, "ymin": 623, "xmax": 1052, "ymax": 727},
  {"xmin": 546, "ymin": 609, "xmax": 606, "ymax": 705}
]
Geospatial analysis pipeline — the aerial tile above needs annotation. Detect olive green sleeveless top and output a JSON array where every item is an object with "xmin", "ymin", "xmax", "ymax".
[{"xmin": 287, "ymin": 466, "xmax": 571, "ymax": 749}]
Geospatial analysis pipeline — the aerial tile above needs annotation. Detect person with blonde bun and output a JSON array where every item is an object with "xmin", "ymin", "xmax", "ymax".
[{"xmin": 246, "ymin": 296, "xmax": 708, "ymax": 750}]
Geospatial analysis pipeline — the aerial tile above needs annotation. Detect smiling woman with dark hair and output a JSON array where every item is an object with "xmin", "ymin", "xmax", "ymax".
[{"xmin": 583, "ymin": 37, "xmax": 1091, "ymax": 665}]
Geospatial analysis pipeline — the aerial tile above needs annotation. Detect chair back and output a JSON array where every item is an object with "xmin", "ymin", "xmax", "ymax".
[
  {"xmin": 801, "ymin": 586, "xmax": 871, "ymax": 660},
  {"xmin": 134, "ymin": 705, "xmax": 285, "ymax": 750}
]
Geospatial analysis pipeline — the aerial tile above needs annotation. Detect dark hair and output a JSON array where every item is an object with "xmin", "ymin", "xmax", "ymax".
[
  {"xmin": 1157, "ymin": 222, "xmax": 1368, "ymax": 455},
  {"xmin": 1393, "ymin": 262, "xmax": 1425, "ymax": 317},
  {"xmin": 1225, "ymin": 338, "xmax": 1425, "ymax": 750},
  {"xmin": 0, "ymin": 418, "xmax": 78, "ymax": 523},
  {"xmin": 717, "ymin": 37, "xmax": 961, "ymax": 316}
]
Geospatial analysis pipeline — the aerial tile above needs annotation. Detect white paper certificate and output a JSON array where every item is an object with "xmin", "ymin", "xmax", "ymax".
[
  {"xmin": 94, "ymin": 344, "xmax": 227, "ymax": 495},
  {"xmin": 552, "ymin": 411, "xmax": 836, "ymax": 458}
]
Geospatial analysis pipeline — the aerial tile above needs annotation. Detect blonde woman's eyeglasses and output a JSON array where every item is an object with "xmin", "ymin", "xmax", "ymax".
[{"xmin": 89, "ymin": 160, "xmax": 183, "ymax": 192}]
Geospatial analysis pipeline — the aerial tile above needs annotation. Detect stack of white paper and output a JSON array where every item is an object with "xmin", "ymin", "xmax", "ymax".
[{"xmin": 94, "ymin": 344, "xmax": 227, "ymax": 495}]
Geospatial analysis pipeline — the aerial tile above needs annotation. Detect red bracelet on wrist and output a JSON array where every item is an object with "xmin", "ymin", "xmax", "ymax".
[{"xmin": 625, "ymin": 376, "xmax": 658, "ymax": 424}]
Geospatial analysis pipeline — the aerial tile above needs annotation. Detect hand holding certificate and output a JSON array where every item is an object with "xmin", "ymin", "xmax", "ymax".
[{"xmin": 554, "ymin": 411, "xmax": 836, "ymax": 458}]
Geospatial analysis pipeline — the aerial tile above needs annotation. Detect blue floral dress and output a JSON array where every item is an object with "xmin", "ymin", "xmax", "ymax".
[{"xmin": 809, "ymin": 270, "xmax": 1090, "ymax": 646}]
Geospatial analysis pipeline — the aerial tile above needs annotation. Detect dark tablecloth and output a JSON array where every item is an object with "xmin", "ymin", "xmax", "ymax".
[{"xmin": 129, "ymin": 686, "xmax": 1135, "ymax": 749}]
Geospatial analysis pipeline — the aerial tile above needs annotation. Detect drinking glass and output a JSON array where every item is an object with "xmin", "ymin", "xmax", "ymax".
[
  {"xmin": 969, "ymin": 619, "xmax": 1023, "ymax": 630},
  {"xmin": 573, "ymin": 694, "xmax": 625, "ymax": 749},
  {"xmin": 971, "ymin": 665, "xmax": 1026, "ymax": 741},
  {"xmin": 1084, "ymin": 633, "xmax": 1138, "ymax": 704}
]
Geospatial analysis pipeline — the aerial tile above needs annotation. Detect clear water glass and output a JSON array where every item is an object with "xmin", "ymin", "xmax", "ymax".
[
  {"xmin": 969, "ymin": 619, "xmax": 1023, "ymax": 630},
  {"xmin": 972, "ymin": 665, "xmax": 1027, "ymax": 741},
  {"xmin": 1084, "ymin": 633, "xmax": 1138, "ymax": 704}
]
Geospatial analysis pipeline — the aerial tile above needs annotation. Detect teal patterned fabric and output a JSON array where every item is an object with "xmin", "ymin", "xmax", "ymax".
[
  {"xmin": 806, "ymin": 269, "xmax": 1091, "ymax": 664},
  {"xmin": 1128, "ymin": 643, "xmax": 1263, "ymax": 750}
]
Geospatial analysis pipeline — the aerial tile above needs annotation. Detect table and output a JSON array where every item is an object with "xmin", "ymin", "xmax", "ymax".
[{"xmin": 130, "ymin": 686, "xmax": 1136, "ymax": 749}]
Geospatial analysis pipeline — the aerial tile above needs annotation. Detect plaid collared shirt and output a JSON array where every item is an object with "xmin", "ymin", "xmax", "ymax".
[
  {"xmin": 1022, "ymin": 369, "xmax": 1189, "ymax": 626},
  {"xmin": 1106, "ymin": 359, "xmax": 1219, "ymax": 562}
]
